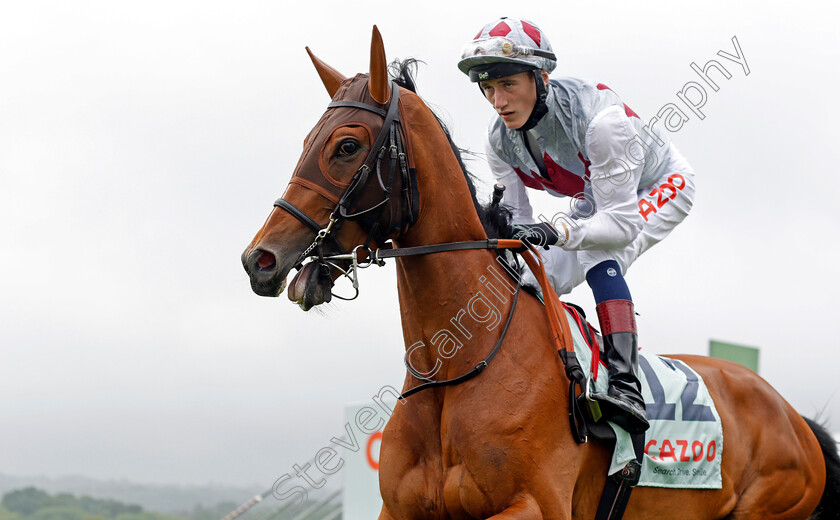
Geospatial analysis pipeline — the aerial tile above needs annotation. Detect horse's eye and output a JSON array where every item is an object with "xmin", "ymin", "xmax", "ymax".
[{"xmin": 338, "ymin": 140, "xmax": 359, "ymax": 157}]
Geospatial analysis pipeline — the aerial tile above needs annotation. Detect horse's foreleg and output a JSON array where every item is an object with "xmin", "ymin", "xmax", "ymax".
[{"xmin": 486, "ymin": 495, "xmax": 547, "ymax": 519}]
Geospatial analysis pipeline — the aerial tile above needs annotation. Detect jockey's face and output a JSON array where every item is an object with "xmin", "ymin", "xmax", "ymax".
[{"xmin": 479, "ymin": 70, "xmax": 548, "ymax": 129}]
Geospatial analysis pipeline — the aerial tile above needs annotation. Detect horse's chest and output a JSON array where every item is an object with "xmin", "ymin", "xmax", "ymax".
[
  {"xmin": 441, "ymin": 463, "xmax": 495, "ymax": 519},
  {"xmin": 438, "ymin": 419, "xmax": 525, "ymax": 517}
]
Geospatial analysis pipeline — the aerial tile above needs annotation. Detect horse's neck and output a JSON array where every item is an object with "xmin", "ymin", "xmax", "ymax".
[
  {"xmin": 394, "ymin": 250, "xmax": 512, "ymax": 380},
  {"xmin": 391, "ymin": 97, "xmax": 512, "ymax": 381}
]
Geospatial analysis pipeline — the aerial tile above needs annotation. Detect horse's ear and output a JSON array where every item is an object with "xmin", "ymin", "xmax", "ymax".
[
  {"xmin": 306, "ymin": 47, "xmax": 346, "ymax": 98},
  {"xmin": 368, "ymin": 25, "xmax": 390, "ymax": 105}
]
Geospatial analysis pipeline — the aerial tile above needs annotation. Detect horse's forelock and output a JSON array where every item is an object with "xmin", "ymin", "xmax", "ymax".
[{"xmin": 389, "ymin": 58, "xmax": 419, "ymax": 93}]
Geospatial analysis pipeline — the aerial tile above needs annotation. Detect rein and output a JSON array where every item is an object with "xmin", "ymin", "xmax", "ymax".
[
  {"xmin": 321, "ymin": 238, "xmax": 583, "ymax": 402},
  {"xmin": 271, "ymin": 78, "xmax": 581, "ymax": 402},
  {"xmin": 324, "ymin": 237, "xmax": 526, "ymax": 399}
]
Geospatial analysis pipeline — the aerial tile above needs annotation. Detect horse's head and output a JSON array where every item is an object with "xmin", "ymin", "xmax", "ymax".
[{"xmin": 242, "ymin": 27, "xmax": 420, "ymax": 310}]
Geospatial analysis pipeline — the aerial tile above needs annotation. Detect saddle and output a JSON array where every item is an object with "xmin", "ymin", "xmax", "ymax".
[
  {"xmin": 560, "ymin": 304, "xmax": 615, "ymax": 439},
  {"xmin": 559, "ymin": 301, "xmax": 645, "ymax": 520}
]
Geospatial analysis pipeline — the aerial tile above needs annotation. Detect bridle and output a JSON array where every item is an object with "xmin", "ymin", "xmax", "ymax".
[
  {"xmin": 273, "ymin": 80, "xmax": 419, "ymax": 299},
  {"xmin": 269, "ymin": 77, "xmax": 585, "ymax": 404}
]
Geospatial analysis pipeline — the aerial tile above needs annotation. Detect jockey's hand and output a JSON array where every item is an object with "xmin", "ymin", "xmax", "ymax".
[{"xmin": 513, "ymin": 222, "xmax": 567, "ymax": 250}]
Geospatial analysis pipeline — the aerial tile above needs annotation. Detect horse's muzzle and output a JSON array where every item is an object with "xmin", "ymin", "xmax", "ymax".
[{"xmin": 242, "ymin": 247, "xmax": 289, "ymax": 297}]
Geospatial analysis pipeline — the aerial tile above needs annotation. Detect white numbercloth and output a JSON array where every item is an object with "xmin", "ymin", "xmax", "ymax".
[{"xmin": 567, "ymin": 309, "xmax": 723, "ymax": 488}]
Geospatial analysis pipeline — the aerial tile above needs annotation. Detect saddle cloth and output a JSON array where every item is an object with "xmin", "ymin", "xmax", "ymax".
[{"xmin": 565, "ymin": 307, "xmax": 723, "ymax": 489}]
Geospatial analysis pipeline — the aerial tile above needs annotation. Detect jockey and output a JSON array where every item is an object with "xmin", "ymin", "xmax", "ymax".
[{"xmin": 458, "ymin": 17, "xmax": 696, "ymax": 434}]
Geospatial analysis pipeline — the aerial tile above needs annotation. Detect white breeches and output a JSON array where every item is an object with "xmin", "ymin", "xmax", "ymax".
[{"xmin": 527, "ymin": 143, "xmax": 696, "ymax": 295}]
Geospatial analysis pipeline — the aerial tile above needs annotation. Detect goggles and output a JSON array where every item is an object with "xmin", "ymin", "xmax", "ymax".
[{"xmin": 460, "ymin": 37, "xmax": 556, "ymax": 61}]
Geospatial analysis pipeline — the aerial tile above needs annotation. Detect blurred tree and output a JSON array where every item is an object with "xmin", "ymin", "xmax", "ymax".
[
  {"xmin": 186, "ymin": 502, "xmax": 237, "ymax": 520},
  {"xmin": 0, "ymin": 489, "xmax": 180, "ymax": 520},
  {"xmin": 28, "ymin": 506, "xmax": 84, "ymax": 520},
  {"xmin": 114, "ymin": 513, "xmax": 181, "ymax": 520},
  {"xmin": 2, "ymin": 488, "xmax": 53, "ymax": 516}
]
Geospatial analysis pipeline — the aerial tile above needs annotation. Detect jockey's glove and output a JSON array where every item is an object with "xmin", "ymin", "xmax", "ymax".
[{"xmin": 513, "ymin": 222, "xmax": 569, "ymax": 249}]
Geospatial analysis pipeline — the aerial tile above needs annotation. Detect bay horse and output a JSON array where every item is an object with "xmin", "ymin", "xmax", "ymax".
[{"xmin": 242, "ymin": 27, "xmax": 840, "ymax": 520}]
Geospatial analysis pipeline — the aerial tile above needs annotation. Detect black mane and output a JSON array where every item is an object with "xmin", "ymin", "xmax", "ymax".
[{"xmin": 388, "ymin": 58, "xmax": 516, "ymax": 241}]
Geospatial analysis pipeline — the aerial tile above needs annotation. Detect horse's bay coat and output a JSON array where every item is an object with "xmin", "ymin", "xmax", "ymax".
[{"xmin": 242, "ymin": 26, "xmax": 830, "ymax": 520}]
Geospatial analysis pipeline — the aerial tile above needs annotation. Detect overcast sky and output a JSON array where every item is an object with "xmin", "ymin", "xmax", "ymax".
[{"xmin": 1, "ymin": 0, "xmax": 838, "ymax": 489}]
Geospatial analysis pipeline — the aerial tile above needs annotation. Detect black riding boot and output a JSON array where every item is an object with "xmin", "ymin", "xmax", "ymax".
[{"xmin": 595, "ymin": 300, "xmax": 649, "ymax": 434}]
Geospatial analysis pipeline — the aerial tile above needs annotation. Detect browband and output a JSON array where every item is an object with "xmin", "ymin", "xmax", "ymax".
[{"xmin": 327, "ymin": 101, "xmax": 389, "ymax": 118}]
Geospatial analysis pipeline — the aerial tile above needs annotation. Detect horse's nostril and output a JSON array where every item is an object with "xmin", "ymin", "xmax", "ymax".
[{"xmin": 257, "ymin": 251, "xmax": 276, "ymax": 270}]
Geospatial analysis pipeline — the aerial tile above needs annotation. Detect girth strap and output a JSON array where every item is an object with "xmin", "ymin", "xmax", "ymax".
[{"xmin": 595, "ymin": 433, "xmax": 645, "ymax": 520}]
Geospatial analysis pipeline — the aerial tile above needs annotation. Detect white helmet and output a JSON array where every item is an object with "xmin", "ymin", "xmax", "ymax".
[{"xmin": 458, "ymin": 17, "xmax": 556, "ymax": 82}]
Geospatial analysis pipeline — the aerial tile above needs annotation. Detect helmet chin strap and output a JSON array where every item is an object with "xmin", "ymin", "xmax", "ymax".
[{"xmin": 517, "ymin": 69, "xmax": 549, "ymax": 132}]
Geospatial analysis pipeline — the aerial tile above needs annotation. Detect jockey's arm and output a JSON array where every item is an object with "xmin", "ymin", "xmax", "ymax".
[
  {"xmin": 564, "ymin": 105, "xmax": 645, "ymax": 251},
  {"xmin": 485, "ymin": 130, "xmax": 581, "ymax": 295}
]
